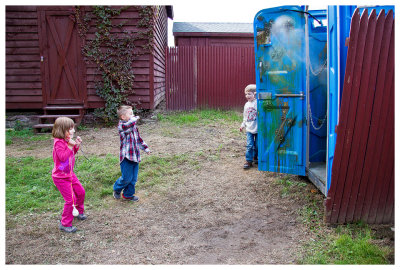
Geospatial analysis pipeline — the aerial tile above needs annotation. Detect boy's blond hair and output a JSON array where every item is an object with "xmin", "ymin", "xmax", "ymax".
[
  {"xmin": 117, "ymin": 105, "xmax": 132, "ymax": 120},
  {"xmin": 52, "ymin": 117, "xmax": 75, "ymax": 139},
  {"xmin": 245, "ymin": 84, "xmax": 257, "ymax": 94}
]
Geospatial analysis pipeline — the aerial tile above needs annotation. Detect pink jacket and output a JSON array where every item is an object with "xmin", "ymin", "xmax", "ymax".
[{"xmin": 52, "ymin": 138, "xmax": 79, "ymax": 180}]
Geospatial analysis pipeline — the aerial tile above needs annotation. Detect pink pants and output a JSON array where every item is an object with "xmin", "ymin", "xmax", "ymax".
[{"xmin": 53, "ymin": 174, "xmax": 85, "ymax": 227}]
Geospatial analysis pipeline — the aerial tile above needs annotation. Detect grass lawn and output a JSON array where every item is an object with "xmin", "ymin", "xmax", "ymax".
[
  {"xmin": 273, "ymin": 175, "xmax": 393, "ymax": 264},
  {"xmin": 6, "ymin": 153, "xmax": 194, "ymax": 215},
  {"xmin": 5, "ymin": 109, "xmax": 394, "ymax": 264}
]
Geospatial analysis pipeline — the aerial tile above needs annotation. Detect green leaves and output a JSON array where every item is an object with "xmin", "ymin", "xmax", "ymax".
[{"xmin": 75, "ymin": 6, "xmax": 155, "ymax": 122}]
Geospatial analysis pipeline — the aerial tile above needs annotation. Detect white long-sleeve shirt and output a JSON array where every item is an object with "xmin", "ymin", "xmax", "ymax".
[{"xmin": 241, "ymin": 99, "xmax": 257, "ymax": 134}]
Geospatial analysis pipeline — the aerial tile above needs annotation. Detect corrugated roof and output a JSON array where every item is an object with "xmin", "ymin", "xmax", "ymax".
[{"xmin": 173, "ymin": 22, "xmax": 253, "ymax": 33}]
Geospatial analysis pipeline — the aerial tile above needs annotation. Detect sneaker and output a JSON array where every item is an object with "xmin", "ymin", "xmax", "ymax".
[
  {"xmin": 59, "ymin": 221, "xmax": 77, "ymax": 233},
  {"xmin": 243, "ymin": 161, "xmax": 252, "ymax": 170},
  {"xmin": 76, "ymin": 213, "xmax": 87, "ymax": 220},
  {"xmin": 113, "ymin": 191, "xmax": 121, "ymax": 200},
  {"xmin": 122, "ymin": 194, "xmax": 139, "ymax": 202}
]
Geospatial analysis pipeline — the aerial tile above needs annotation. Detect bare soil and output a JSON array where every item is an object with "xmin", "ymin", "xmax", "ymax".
[{"xmin": 5, "ymin": 115, "xmax": 392, "ymax": 264}]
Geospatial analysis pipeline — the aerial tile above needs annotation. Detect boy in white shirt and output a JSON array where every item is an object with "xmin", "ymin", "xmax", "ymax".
[{"xmin": 239, "ymin": 84, "xmax": 258, "ymax": 169}]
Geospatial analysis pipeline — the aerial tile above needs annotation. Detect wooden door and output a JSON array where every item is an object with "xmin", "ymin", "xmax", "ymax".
[{"xmin": 38, "ymin": 7, "xmax": 86, "ymax": 105}]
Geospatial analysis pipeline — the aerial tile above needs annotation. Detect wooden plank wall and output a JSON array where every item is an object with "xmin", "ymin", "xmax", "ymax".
[
  {"xmin": 6, "ymin": 6, "xmax": 168, "ymax": 111},
  {"xmin": 165, "ymin": 46, "xmax": 255, "ymax": 110},
  {"xmin": 5, "ymin": 6, "xmax": 42, "ymax": 109},
  {"xmin": 152, "ymin": 6, "xmax": 169, "ymax": 109},
  {"xmin": 176, "ymin": 36, "xmax": 254, "ymax": 47},
  {"xmin": 84, "ymin": 6, "xmax": 157, "ymax": 110},
  {"xmin": 197, "ymin": 46, "xmax": 255, "ymax": 109},
  {"xmin": 165, "ymin": 47, "xmax": 196, "ymax": 110},
  {"xmin": 325, "ymin": 8, "xmax": 394, "ymax": 224}
]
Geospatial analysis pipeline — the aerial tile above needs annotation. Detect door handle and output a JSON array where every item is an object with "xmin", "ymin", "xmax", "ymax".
[
  {"xmin": 259, "ymin": 92, "xmax": 305, "ymax": 99},
  {"xmin": 258, "ymin": 61, "xmax": 263, "ymax": 82},
  {"xmin": 275, "ymin": 92, "xmax": 305, "ymax": 99}
]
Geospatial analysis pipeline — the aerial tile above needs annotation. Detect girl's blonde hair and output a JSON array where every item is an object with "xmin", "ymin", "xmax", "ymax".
[
  {"xmin": 117, "ymin": 105, "xmax": 132, "ymax": 119},
  {"xmin": 52, "ymin": 117, "xmax": 75, "ymax": 139}
]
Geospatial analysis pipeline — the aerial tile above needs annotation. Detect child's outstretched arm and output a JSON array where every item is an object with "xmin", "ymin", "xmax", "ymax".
[
  {"xmin": 119, "ymin": 116, "xmax": 139, "ymax": 134},
  {"xmin": 136, "ymin": 128, "xmax": 150, "ymax": 153}
]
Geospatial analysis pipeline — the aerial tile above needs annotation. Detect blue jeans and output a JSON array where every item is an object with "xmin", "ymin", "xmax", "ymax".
[
  {"xmin": 246, "ymin": 132, "xmax": 258, "ymax": 162},
  {"xmin": 113, "ymin": 158, "xmax": 139, "ymax": 198}
]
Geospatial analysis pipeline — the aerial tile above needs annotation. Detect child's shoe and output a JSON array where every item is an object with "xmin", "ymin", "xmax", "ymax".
[
  {"xmin": 77, "ymin": 213, "xmax": 87, "ymax": 220},
  {"xmin": 122, "ymin": 194, "xmax": 139, "ymax": 202},
  {"xmin": 58, "ymin": 221, "xmax": 77, "ymax": 233},
  {"xmin": 113, "ymin": 191, "xmax": 121, "ymax": 200},
  {"xmin": 243, "ymin": 161, "xmax": 252, "ymax": 169}
]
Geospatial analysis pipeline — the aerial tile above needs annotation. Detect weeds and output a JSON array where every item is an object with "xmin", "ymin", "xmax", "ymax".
[
  {"xmin": 300, "ymin": 223, "xmax": 391, "ymax": 264},
  {"xmin": 138, "ymin": 153, "xmax": 193, "ymax": 192},
  {"xmin": 275, "ymin": 175, "xmax": 307, "ymax": 198},
  {"xmin": 297, "ymin": 185, "xmax": 393, "ymax": 264},
  {"xmin": 5, "ymin": 152, "xmax": 196, "ymax": 215},
  {"xmin": 6, "ymin": 128, "xmax": 51, "ymax": 145},
  {"xmin": 6, "ymin": 157, "xmax": 58, "ymax": 214},
  {"xmin": 272, "ymin": 173, "xmax": 393, "ymax": 264},
  {"xmin": 157, "ymin": 109, "xmax": 241, "ymax": 126}
]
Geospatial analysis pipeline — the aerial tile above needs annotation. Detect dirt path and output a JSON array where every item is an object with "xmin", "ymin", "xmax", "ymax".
[{"xmin": 6, "ymin": 119, "xmax": 316, "ymax": 264}]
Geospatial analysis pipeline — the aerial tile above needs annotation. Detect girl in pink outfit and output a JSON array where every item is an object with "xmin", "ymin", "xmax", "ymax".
[{"xmin": 51, "ymin": 117, "xmax": 86, "ymax": 233}]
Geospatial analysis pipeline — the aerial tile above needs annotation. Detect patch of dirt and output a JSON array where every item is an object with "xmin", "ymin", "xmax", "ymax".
[{"xmin": 4, "ymin": 117, "xmax": 341, "ymax": 264}]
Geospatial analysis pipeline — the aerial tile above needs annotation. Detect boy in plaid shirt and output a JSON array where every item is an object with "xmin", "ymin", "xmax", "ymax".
[{"xmin": 113, "ymin": 105, "xmax": 150, "ymax": 201}]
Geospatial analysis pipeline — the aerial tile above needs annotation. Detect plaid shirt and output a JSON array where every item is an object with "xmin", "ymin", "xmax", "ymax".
[{"xmin": 118, "ymin": 117, "xmax": 149, "ymax": 163}]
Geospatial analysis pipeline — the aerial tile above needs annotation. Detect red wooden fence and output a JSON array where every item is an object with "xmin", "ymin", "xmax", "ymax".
[
  {"xmin": 325, "ymin": 8, "xmax": 394, "ymax": 224},
  {"xmin": 166, "ymin": 46, "xmax": 255, "ymax": 110}
]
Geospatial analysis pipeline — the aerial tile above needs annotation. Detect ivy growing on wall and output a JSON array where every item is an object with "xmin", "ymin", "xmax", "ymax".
[{"xmin": 74, "ymin": 6, "xmax": 155, "ymax": 122}]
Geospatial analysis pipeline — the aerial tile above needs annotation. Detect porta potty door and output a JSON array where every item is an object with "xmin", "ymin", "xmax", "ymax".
[{"xmin": 254, "ymin": 6, "xmax": 306, "ymax": 175}]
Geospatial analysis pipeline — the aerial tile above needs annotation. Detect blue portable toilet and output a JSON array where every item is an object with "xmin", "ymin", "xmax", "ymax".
[
  {"xmin": 253, "ymin": 5, "xmax": 329, "ymax": 194},
  {"xmin": 254, "ymin": 6, "xmax": 308, "ymax": 177},
  {"xmin": 254, "ymin": 5, "xmax": 393, "ymax": 196}
]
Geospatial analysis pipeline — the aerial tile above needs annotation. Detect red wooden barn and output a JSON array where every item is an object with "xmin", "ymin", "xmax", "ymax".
[
  {"xmin": 6, "ymin": 5, "xmax": 173, "ymax": 129},
  {"xmin": 165, "ymin": 22, "xmax": 256, "ymax": 110},
  {"xmin": 173, "ymin": 22, "xmax": 253, "ymax": 47}
]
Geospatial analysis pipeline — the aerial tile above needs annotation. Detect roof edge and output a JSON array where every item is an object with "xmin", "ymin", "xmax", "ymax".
[
  {"xmin": 166, "ymin": 6, "xmax": 173, "ymax": 19},
  {"xmin": 173, "ymin": 32, "xmax": 254, "ymax": 38}
]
